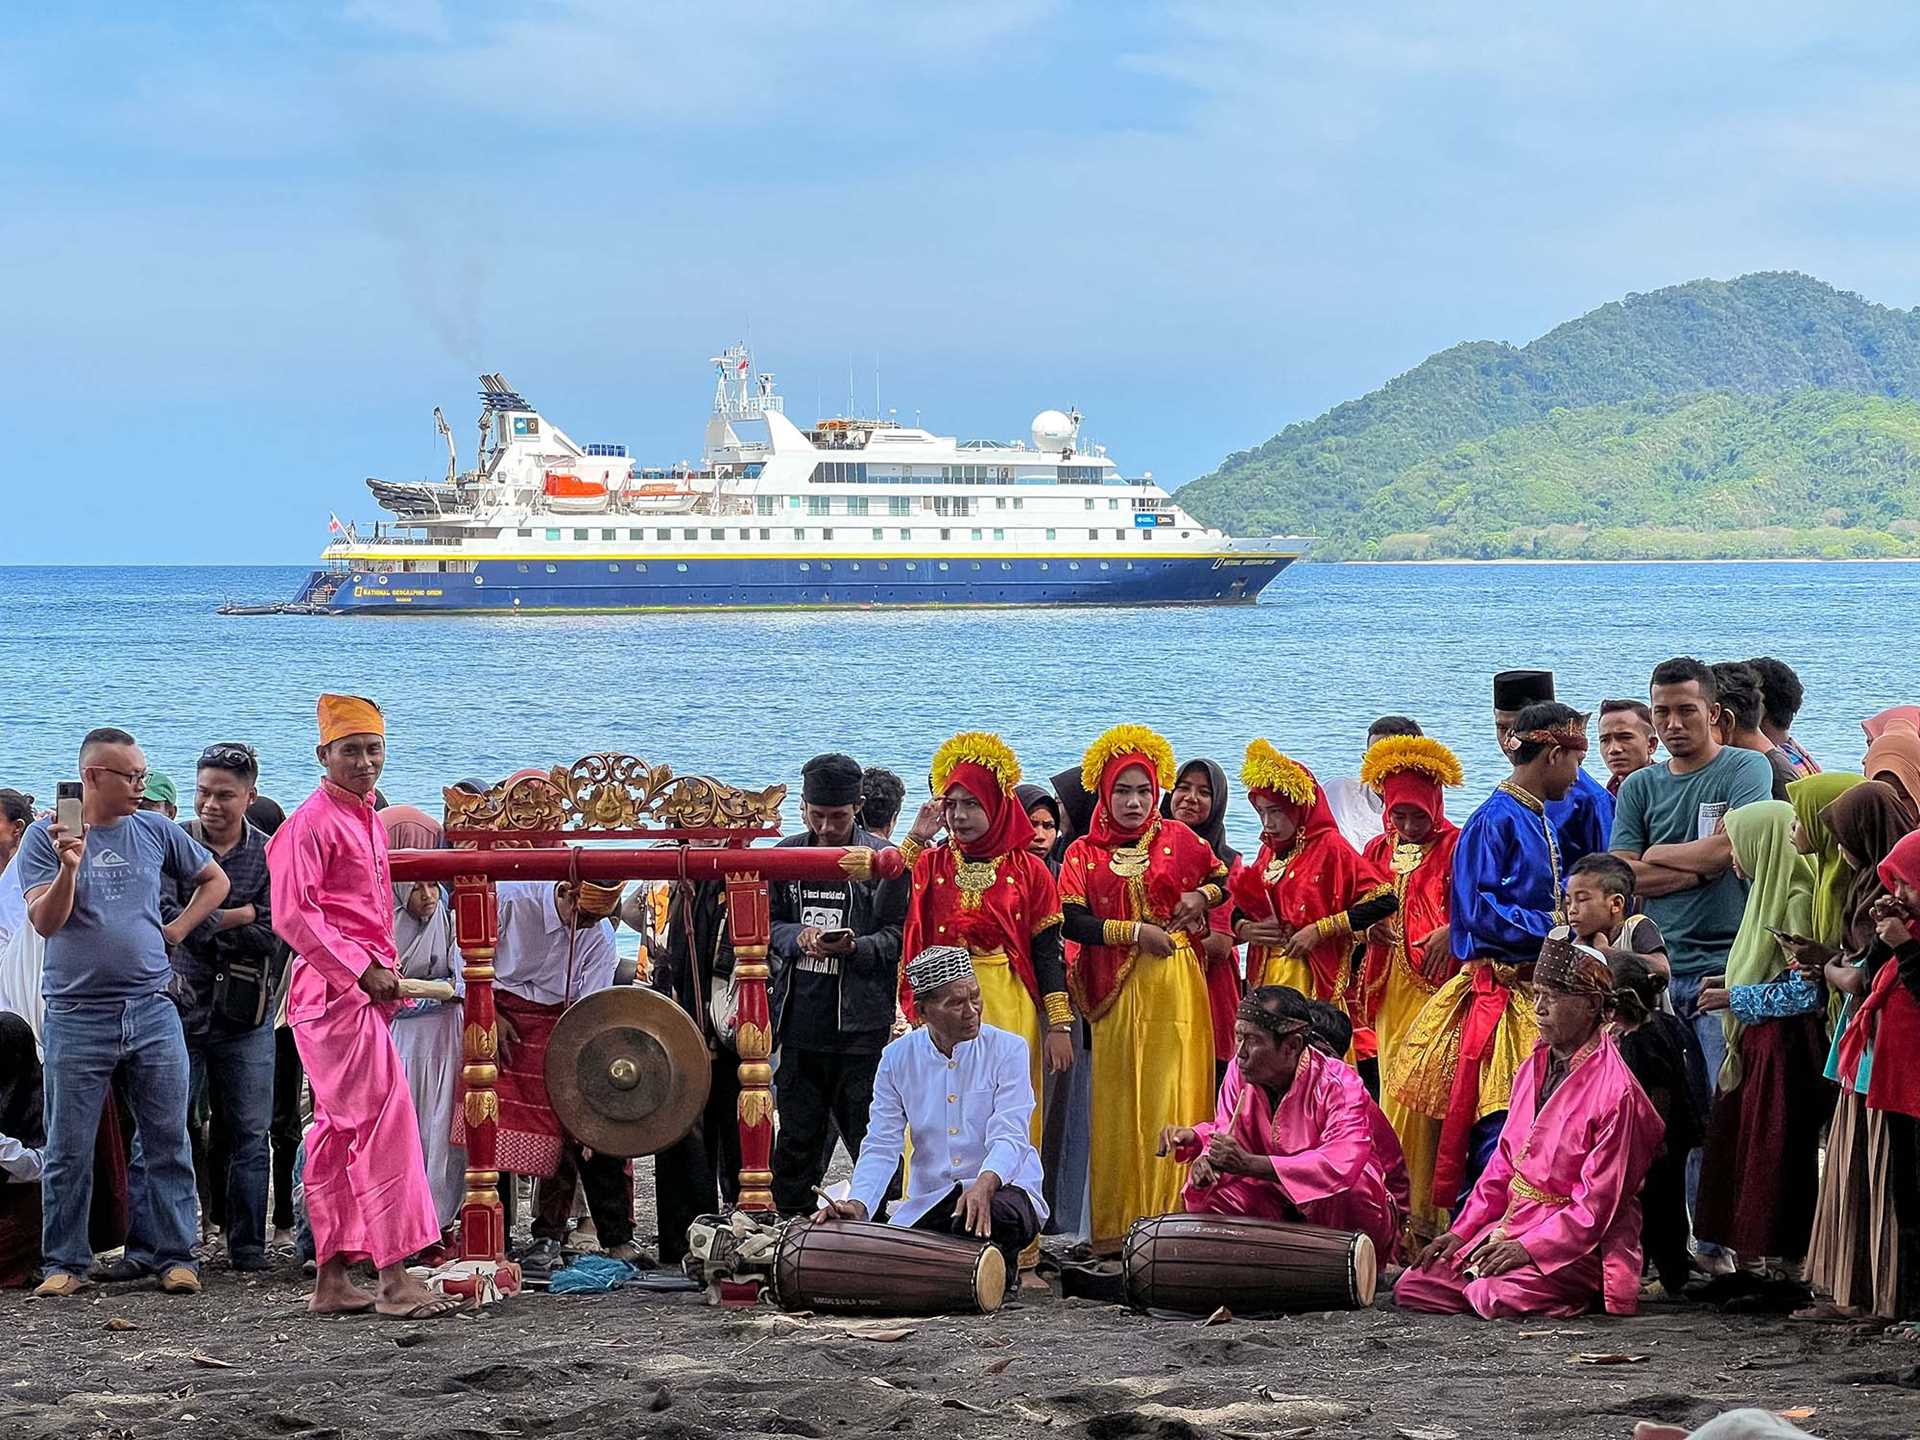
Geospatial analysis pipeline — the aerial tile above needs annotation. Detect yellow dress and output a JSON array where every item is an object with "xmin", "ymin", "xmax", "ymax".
[
  {"xmin": 1089, "ymin": 935, "xmax": 1214, "ymax": 1252},
  {"xmin": 1373, "ymin": 943, "xmax": 1446, "ymax": 1239},
  {"xmin": 973, "ymin": 949, "xmax": 1043, "ymax": 1146},
  {"xmin": 1250, "ymin": 950, "xmax": 1314, "ymax": 996}
]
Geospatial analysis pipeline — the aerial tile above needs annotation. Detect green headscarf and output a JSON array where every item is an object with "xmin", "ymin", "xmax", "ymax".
[
  {"xmin": 1718, "ymin": 800, "xmax": 1814, "ymax": 1093},
  {"xmin": 1788, "ymin": 772, "xmax": 1865, "ymax": 947}
]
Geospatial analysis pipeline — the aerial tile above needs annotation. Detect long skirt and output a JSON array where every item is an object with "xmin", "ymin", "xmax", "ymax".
[
  {"xmin": 1087, "ymin": 940, "xmax": 1212, "ymax": 1254},
  {"xmin": 453, "ymin": 990, "xmax": 564, "ymax": 1179},
  {"xmin": 1807, "ymin": 1087, "xmax": 1874, "ymax": 1310},
  {"xmin": 973, "ymin": 951, "xmax": 1042, "ymax": 1146},
  {"xmin": 392, "ymin": 1005, "xmax": 467, "ymax": 1229},
  {"xmin": 1374, "ymin": 958, "xmax": 1446, "ymax": 1241},
  {"xmin": 1694, "ymin": 1014, "xmax": 1828, "ymax": 1259}
]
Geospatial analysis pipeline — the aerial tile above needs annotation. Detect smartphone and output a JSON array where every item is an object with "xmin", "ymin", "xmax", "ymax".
[
  {"xmin": 820, "ymin": 928, "xmax": 854, "ymax": 945},
  {"xmin": 55, "ymin": 781, "xmax": 82, "ymax": 835}
]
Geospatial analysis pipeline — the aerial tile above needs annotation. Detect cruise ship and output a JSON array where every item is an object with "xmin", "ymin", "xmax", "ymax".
[{"xmin": 269, "ymin": 348, "xmax": 1310, "ymax": 614}]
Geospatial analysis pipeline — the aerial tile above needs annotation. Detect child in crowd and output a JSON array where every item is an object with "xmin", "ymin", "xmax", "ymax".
[{"xmin": 1555, "ymin": 853, "xmax": 1669, "ymax": 975}]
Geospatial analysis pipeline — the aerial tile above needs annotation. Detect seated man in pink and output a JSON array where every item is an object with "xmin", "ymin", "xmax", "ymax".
[
  {"xmin": 1157, "ymin": 985, "xmax": 1405, "ymax": 1261},
  {"xmin": 1395, "ymin": 938, "xmax": 1663, "ymax": 1319}
]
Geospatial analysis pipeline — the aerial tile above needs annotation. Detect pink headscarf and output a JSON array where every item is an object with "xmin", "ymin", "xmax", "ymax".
[{"xmin": 1863, "ymin": 706, "xmax": 1920, "ymax": 743}]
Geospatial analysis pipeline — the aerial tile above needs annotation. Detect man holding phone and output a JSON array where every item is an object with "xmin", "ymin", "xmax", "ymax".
[
  {"xmin": 19, "ymin": 726, "xmax": 230, "ymax": 1297},
  {"xmin": 768, "ymin": 752, "xmax": 909, "ymax": 1216}
]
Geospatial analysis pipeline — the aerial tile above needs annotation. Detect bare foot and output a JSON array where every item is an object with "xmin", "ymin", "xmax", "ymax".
[
  {"xmin": 374, "ymin": 1263, "xmax": 465, "ymax": 1320},
  {"xmin": 309, "ymin": 1257, "xmax": 376, "ymax": 1315}
]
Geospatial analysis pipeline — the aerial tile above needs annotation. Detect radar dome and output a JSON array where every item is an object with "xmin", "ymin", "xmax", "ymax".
[{"xmin": 1031, "ymin": 409, "xmax": 1077, "ymax": 452}]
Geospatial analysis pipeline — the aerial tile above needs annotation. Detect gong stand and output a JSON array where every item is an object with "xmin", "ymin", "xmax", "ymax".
[{"xmin": 384, "ymin": 753, "xmax": 905, "ymax": 1290}]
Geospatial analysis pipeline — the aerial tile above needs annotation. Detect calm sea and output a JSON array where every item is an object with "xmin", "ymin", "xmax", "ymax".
[{"xmin": 2, "ymin": 563, "xmax": 1910, "ymax": 855}]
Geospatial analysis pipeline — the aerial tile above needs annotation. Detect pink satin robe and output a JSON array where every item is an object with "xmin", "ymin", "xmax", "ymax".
[
  {"xmin": 1175, "ymin": 1046, "xmax": 1407, "ymax": 1261},
  {"xmin": 1394, "ymin": 1033, "xmax": 1663, "ymax": 1319},
  {"xmin": 268, "ymin": 780, "xmax": 439, "ymax": 1270}
]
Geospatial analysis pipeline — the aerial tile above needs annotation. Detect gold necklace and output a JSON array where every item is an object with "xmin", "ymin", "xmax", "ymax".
[
  {"xmin": 953, "ymin": 854, "xmax": 1001, "ymax": 908},
  {"xmin": 1390, "ymin": 839, "xmax": 1428, "ymax": 876},
  {"xmin": 1262, "ymin": 832, "xmax": 1306, "ymax": 885},
  {"xmin": 1107, "ymin": 844, "xmax": 1150, "ymax": 880}
]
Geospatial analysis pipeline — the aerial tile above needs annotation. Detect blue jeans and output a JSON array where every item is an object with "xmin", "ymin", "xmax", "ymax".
[
  {"xmin": 41, "ymin": 993, "xmax": 199, "ymax": 1278},
  {"xmin": 188, "ymin": 1020, "xmax": 275, "ymax": 1261},
  {"xmin": 1668, "ymin": 971, "xmax": 1727, "ymax": 1256}
]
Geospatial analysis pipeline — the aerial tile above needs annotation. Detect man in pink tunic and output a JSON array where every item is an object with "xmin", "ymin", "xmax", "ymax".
[
  {"xmin": 267, "ymin": 694, "xmax": 456, "ymax": 1320},
  {"xmin": 1395, "ymin": 938, "xmax": 1663, "ymax": 1319},
  {"xmin": 1157, "ymin": 986, "xmax": 1406, "ymax": 1262}
]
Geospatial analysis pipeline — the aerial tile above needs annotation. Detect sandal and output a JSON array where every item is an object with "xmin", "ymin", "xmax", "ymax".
[
  {"xmin": 159, "ymin": 1266, "xmax": 203, "ymax": 1295},
  {"xmin": 380, "ymin": 1293, "xmax": 467, "ymax": 1321}
]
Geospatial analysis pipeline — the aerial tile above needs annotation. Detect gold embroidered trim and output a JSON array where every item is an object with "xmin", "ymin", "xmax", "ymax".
[
  {"xmin": 1030, "ymin": 909, "xmax": 1063, "ymax": 936},
  {"xmin": 1509, "ymin": 1174, "xmax": 1571, "ymax": 1207}
]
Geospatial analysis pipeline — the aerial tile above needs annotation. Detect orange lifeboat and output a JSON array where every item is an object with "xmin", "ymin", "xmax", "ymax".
[{"xmin": 544, "ymin": 471, "xmax": 609, "ymax": 512}]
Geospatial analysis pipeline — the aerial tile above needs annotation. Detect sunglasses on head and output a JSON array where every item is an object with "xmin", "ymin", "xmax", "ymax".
[{"xmin": 199, "ymin": 742, "xmax": 258, "ymax": 774}]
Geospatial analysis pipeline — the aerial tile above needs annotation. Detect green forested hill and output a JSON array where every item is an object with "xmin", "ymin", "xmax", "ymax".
[{"xmin": 1179, "ymin": 272, "xmax": 1920, "ymax": 559}]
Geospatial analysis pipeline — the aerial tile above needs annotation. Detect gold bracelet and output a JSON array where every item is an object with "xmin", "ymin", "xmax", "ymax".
[
  {"xmin": 1043, "ymin": 991, "xmax": 1074, "ymax": 1028},
  {"xmin": 896, "ymin": 833, "xmax": 926, "ymax": 867},
  {"xmin": 1102, "ymin": 918, "xmax": 1136, "ymax": 947},
  {"xmin": 1198, "ymin": 883, "xmax": 1224, "ymax": 909}
]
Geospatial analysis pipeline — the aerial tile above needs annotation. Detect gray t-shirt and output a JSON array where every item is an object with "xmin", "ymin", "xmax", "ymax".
[
  {"xmin": 1609, "ymin": 747, "xmax": 1775, "ymax": 977},
  {"xmin": 17, "ymin": 811, "xmax": 212, "ymax": 1002}
]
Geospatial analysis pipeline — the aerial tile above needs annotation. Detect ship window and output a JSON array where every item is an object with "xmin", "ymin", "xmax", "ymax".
[
  {"xmin": 1181, "ymin": 531, "xmax": 1192, "ymax": 539},
  {"xmin": 676, "ymin": 562, "xmax": 688, "ymax": 572},
  {"xmin": 738, "ymin": 529, "xmax": 750, "ymax": 540},
  {"xmin": 938, "ymin": 562, "xmax": 950, "ymax": 572},
  {"xmin": 1109, "ymin": 499, "xmax": 1120, "ymax": 510},
  {"xmin": 940, "ymin": 528, "xmax": 951, "ymax": 541},
  {"xmin": 710, "ymin": 529, "xmax": 724, "ymax": 540},
  {"xmin": 849, "ymin": 562, "xmax": 860, "ymax": 572},
  {"xmin": 808, "ymin": 496, "xmax": 829, "ymax": 516},
  {"xmin": 848, "ymin": 496, "xmax": 869, "ymax": 516},
  {"xmin": 657, "ymin": 529, "xmax": 671, "ymax": 541},
  {"xmin": 878, "ymin": 562, "xmax": 890, "ymax": 571},
  {"xmin": 574, "ymin": 529, "xmax": 589, "ymax": 540},
  {"xmin": 601, "ymin": 529, "xmax": 616, "ymax": 540},
  {"xmin": 760, "ymin": 528, "xmax": 771, "ymax": 540},
  {"xmin": 1000, "ymin": 561, "xmax": 1012, "ymax": 571},
  {"xmin": 994, "ymin": 497, "xmax": 1005, "ymax": 509},
  {"xmin": 992, "ymin": 529, "xmax": 1004, "ymax": 541},
  {"xmin": 547, "ymin": 528, "xmax": 562, "ymax": 540},
  {"xmin": 757, "ymin": 497, "xmax": 776, "ymax": 516},
  {"xmin": 683, "ymin": 529, "xmax": 698, "ymax": 541},
  {"xmin": 898, "ymin": 528, "xmax": 910, "ymax": 540},
  {"xmin": 1125, "ymin": 561, "xmax": 1135, "ymax": 570},
  {"xmin": 1068, "ymin": 561, "xmax": 1081, "ymax": 571},
  {"xmin": 1084, "ymin": 500, "xmax": 1095, "ymax": 511},
  {"xmin": 822, "ymin": 528, "xmax": 835, "ymax": 540},
  {"xmin": 1141, "ymin": 528, "xmax": 1152, "ymax": 540},
  {"xmin": 518, "ymin": 529, "xmax": 533, "ymax": 538},
  {"xmin": 608, "ymin": 563, "xmax": 620, "ymax": 573},
  {"xmin": 793, "ymin": 529, "xmax": 805, "ymax": 541},
  {"xmin": 969, "ymin": 561, "xmax": 981, "ymax": 571},
  {"xmin": 635, "ymin": 563, "xmax": 647, "ymax": 572},
  {"xmin": 905, "ymin": 562, "xmax": 918, "ymax": 572},
  {"xmin": 1099, "ymin": 561, "xmax": 1111, "ymax": 570},
  {"xmin": 871, "ymin": 528, "xmax": 884, "ymax": 541},
  {"xmin": 888, "ymin": 497, "xmax": 911, "ymax": 516},
  {"xmin": 789, "ymin": 496, "xmax": 802, "ymax": 509},
  {"xmin": 799, "ymin": 563, "xmax": 811, "ymax": 572},
  {"xmin": 1013, "ymin": 498, "xmax": 1023, "ymax": 510},
  {"xmin": 1045, "ymin": 529, "xmax": 1057, "ymax": 541},
  {"xmin": 970, "ymin": 529, "xmax": 983, "ymax": 541},
  {"xmin": 517, "ymin": 563, "xmax": 529, "ymax": 573},
  {"xmin": 820, "ymin": 561, "xmax": 833, "ymax": 572},
  {"xmin": 545, "ymin": 563, "xmax": 558, "ymax": 573},
  {"xmin": 474, "ymin": 574, "xmax": 484, "ymax": 584},
  {"xmin": 1115, "ymin": 530, "xmax": 1126, "ymax": 540}
]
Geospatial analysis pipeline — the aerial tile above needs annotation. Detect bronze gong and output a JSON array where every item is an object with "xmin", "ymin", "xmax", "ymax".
[{"xmin": 543, "ymin": 987, "xmax": 711, "ymax": 1158}]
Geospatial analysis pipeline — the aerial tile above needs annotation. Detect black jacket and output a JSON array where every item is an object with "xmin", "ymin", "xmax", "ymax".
[{"xmin": 767, "ymin": 824, "xmax": 907, "ymax": 1044}]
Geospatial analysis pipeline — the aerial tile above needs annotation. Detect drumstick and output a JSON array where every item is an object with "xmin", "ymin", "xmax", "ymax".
[{"xmin": 397, "ymin": 978, "xmax": 457, "ymax": 1001}]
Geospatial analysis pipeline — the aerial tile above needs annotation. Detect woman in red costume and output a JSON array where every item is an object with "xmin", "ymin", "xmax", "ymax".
[
  {"xmin": 1355, "ymin": 734, "xmax": 1465, "ymax": 1244},
  {"xmin": 899, "ymin": 732, "xmax": 1072, "ymax": 1138},
  {"xmin": 1059, "ymin": 725, "xmax": 1226, "ymax": 1251},
  {"xmin": 1229, "ymin": 740, "xmax": 1397, "ymax": 1024}
]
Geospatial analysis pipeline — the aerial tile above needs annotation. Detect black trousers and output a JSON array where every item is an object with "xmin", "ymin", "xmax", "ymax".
[
  {"xmin": 533, "ymin": 1141, "xmax": 635, "ymax": 1249},
  {"xmin": 912, "ymin": 1183, "xmax": 1041, "ymax": 1281},
  {"xmin": 270, "ymin": 1027, "xmax": 303, "ymax": 1232},
  {"xmin": 654, "ymin": 1054, "xmax": 744, "ymax": 1263},
  {"xmin": 1640, "ymin": 1148, "xmax": 1692, "ymax": 1294},
  {"xmin": 1886, "ymin": 1111, "xmax": 1920, "ymax": 1321},
  {"xmin": 771, "ymin": 1046, "xmax": 880, "ymax": 1216}
]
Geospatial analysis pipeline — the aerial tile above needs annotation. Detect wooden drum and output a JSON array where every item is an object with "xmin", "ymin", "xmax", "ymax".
[
  {"xmin": 772, "ymin": 1219, "xmax": 1007, "ymax": 1316},
  {"xmin": 1123, "ymin": 1214, "xmax": 1376, "ymax": 1316}
]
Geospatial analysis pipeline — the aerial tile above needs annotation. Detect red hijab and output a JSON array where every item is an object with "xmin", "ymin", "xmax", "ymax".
[
  {"xmin": 946, "ymin": 761, "xmax": 1035, "ymax": 860},
  {"xmin": 1358, "ymin": 740, "xmax": 1466, "ymax": 1018},
  {"xmin": 1837, "ymin": 830, "xmax": 1920, "ymax": 1117}
]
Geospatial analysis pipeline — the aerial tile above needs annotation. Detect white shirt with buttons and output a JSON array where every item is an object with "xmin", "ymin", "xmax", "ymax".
[{"xmin": 849, "ymin": 1023, "xmax": 1048, "ymax": 1228}]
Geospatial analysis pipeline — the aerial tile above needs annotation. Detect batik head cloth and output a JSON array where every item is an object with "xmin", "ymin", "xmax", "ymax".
[
  {"xmin": 904, "ymin": 945, "xmax": 975, "ymax": 997},
  {"xmin": 1534, "ymin": 935, "xmax": 1612, "ymax": 995},
  {"xmin": 317, "ymin": 693, "xmax": 384, "ymax": 746}
]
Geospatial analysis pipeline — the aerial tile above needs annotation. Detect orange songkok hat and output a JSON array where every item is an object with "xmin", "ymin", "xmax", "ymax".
[{"xmin": 317, "ymin": 693, "xmax": 385, "ymax": 746}]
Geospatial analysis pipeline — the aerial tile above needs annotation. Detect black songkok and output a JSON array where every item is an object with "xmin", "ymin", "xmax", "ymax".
[
  {"xmin": 801, "ymin": 753, "xmax": 864, "ymax": 807},
  {"xmin": 1493, "ymin": 670, "xmax": 1556, "ymax": 711}
]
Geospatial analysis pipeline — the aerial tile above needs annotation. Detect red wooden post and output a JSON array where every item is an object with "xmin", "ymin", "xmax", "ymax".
[
  {"xmin": 450, "ymin": 868, "xmax": 505, "ymax": 1263},
  {"xmin": 722, "ymin": 873, "xmax": 775, "ymax": 1212}
]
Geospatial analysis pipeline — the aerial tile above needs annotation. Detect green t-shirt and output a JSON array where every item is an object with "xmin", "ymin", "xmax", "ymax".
[{"xmin": 1609, "ymin": 747, "xmax": 1776, "ymax": 977}]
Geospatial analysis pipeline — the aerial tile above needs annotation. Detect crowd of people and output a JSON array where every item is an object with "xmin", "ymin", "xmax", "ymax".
[{"xmin": 3, "ymin": 656, "xmax": 1919, "ymax": 1338}]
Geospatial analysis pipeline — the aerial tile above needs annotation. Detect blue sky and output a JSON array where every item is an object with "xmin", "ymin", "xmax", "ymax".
[{"xmin": 6, "ymin": 1, "xmax": 1920, "ymax": 564}]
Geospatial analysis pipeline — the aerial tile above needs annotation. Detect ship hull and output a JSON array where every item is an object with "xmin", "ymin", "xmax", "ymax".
[{"xmin": 299, "ymin": 552, "xmax": 1295, "ymax": 614}]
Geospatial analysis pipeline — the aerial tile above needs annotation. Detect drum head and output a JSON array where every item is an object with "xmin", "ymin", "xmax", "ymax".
[
  {"xmin": 1351, "ymin": 1233, "xmax": 1377, "ymax": 1306},
  {"xmin": 974, "ymin": 1244, "xmax": 1007, "ymax": 1313},
  {"xmin": 544, "ymin": 987, "xmax": 710, "ymax": 1158}
]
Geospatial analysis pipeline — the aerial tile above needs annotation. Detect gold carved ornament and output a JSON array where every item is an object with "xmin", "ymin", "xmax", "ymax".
[
  {"xmin": 443, "ymin": 753, "xmax": 785, "ymax": 834},
  {"xmin": 738, "ymin": 1090, "xmax": 774, "ymax": 1128},
  {"xmin": 464, "ymin": 1090, "xmax": 500, "ymax": 1128},
  {"xmin": 734, "ymin": 1020, "xmax": 773, "ymax": 1060},
  {"xmin": 953, "ymin": 854, "xmax": 1001, "ymax": 909},
  {"xmin": 465, "ymin": 1023, "xmax": 498, "ymax": 1060}
]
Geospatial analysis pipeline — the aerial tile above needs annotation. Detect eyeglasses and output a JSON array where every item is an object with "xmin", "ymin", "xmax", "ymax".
[
  {"xmin": 86, "ymin": 765, "xmax": 148, "ymax": 787},
  {"xmin": 199, "ymin": 743, "xmax": 258, "ymax": 773}
]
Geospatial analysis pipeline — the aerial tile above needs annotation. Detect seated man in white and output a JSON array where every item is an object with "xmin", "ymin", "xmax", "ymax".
[{"xmin": 817, "ymin": 945, "xmax": 1047, "ymax": 1277}]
